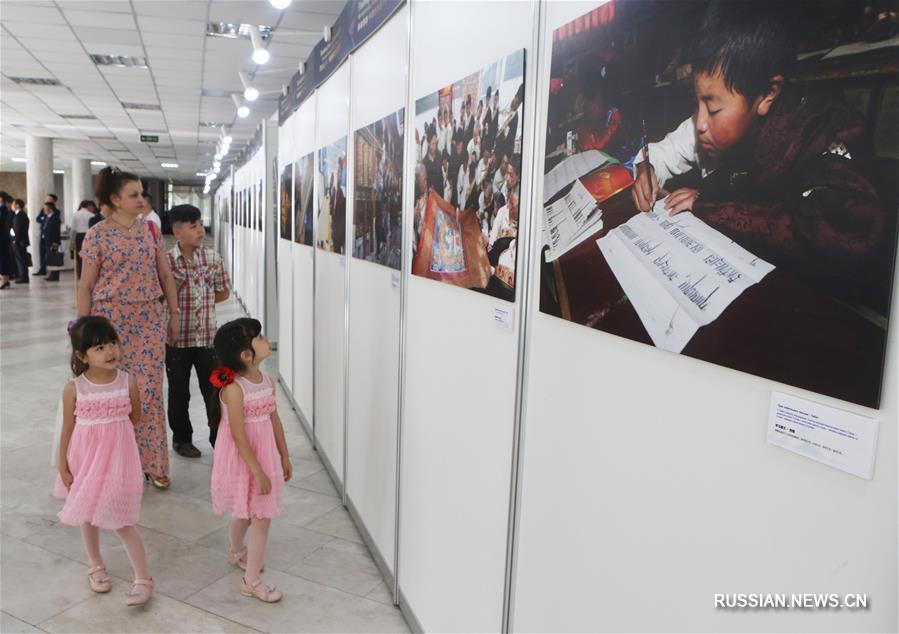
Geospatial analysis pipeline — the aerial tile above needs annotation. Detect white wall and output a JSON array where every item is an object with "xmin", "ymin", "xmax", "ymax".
[
  {"xmin": 510, "ymin": 2, "xmax": 899, "ymax": 632},
  {"xmin": 399, "ymin": 2, "xmax": 536, "ymax": 631},
  {"xmin": 278, "ymin": 113, "xmax": 296, "ymax": 392},
  {"xmin": 292, "ymin": 94, "xmax": 317, "ymax": 424},
  {"xmin": 314, "ymin": 63, "xmax": 350, "ymax": 483},
  {"xmin": 234, "ymin": 145, "xmax": 265, "ymax": 323},
  {"xmin": 346, "ymin": 4, "xmax": 408, "ymax": 576}
]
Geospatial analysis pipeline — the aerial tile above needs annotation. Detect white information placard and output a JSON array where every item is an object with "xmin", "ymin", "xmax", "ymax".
[
  {"xmin": 767, "ymin": 392, "xmax": 878, "ymax": 479},
  {"xmin": 494, "ymin": 305, "xmax": 513, "ymax": 331}
]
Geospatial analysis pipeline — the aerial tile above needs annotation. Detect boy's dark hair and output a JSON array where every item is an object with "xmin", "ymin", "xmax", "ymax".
[
  {"xmin": 0, "ymin": 191, "xmax": 11, "ymax": 203},
  {"xmin": 209, "ymin": 318, "xmax": 262, "ymax": 427},
  {"xmin": 14, "ymin": 199, "xmax": 25, "ymax": 209},
  {"xmin": 70, "ymin": 316, "xmax": 119, "ymax": 376},
  {"xmin": 78, "ymin": 199, "xmax": 95, "ymax": 211},
  {"xmin": 689, "ymin": 0, "xmax": 799, "ymax": 100},
  {"xmin": 170, "ymin": 204, "xmax": 202, "ymax": 225},
  {"xmin": 95, "ymin": 166, "xmax": 140, "ymax": 207}
]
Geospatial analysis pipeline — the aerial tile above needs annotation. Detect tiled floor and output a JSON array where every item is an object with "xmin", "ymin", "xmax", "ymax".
[{"xmin": 0, "ymin": 270, "xmax": 409, "ymax": 633}]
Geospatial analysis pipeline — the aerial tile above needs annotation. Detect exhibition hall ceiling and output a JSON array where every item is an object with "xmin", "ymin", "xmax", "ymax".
[{"xmin": 0, "ymin": 0, "xmax": 344, "ymax": 182}]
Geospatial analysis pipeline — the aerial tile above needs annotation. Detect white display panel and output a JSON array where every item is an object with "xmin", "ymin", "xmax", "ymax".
[
  {"xmin": 346, "ymin": 4, "xmax": 408, "ymax": 575},
  {"xmin": 277, "ymin": 113, "xmax": 296, "ymax": 392},
  {"xmin": 291, "ymin": 94, "xmax": 318, "ymax": 424},
  {"xmin": 510, "ymin": 2, "xmax": 899, "ymax": 632},
  {"xmin": 314, "ymin": 63, "xmax": 350, "ymax": 484},
  {"xmin": 399, "ymin": 2, "xmax": 536, "ymax": 631},
  {"xmin": 233, "ymin": 146, "xmax": 265, "ymax": 323}
]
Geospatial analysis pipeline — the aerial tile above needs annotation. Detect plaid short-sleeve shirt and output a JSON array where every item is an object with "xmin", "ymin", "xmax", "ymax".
[{"xmin": 166, "ymin": 244, "xmax": 230, "ymax": 348}]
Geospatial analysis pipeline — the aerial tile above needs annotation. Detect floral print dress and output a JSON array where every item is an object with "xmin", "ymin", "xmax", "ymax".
[{"xmin": 80, "ymin": 220, "xmax": 169, "ymax": 477}]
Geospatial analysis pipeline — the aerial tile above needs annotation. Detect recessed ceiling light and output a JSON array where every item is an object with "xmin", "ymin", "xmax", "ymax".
[
  {"xmin": 11, "ymin": 158, "xmax": 27, "ymax": 163},
  {"xmin": 206, "ymin": 23, "xmax": 272, "ymax": 40},
  {"xmin": 90, "ymin": 54, "xmax": 148, "ymax": 68},
  {"xmin": 61, "ymin": 114, "xmax": 98, "ymax": 120},
  {"xmin": 196, "ymin": 171, "xmax": 207, "ymax": 177},
  {"xmin": 161, "ymin": 162, "xmax": 179, "ymax": 169},
  {"xmin": 91, "ymin": 161, "xmax": 107, "ymax": 166},
  {"xmin": 53, "ymin": 169, "xmax": 65, "ymax": 174}
]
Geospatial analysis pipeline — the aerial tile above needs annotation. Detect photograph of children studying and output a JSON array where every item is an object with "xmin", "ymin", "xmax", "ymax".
[
  {"xmin": 412, "ymin": 49, "xmax": 526, "ymax": 302},
  {"xmin": 540, "ymin": 0, "xmax": 898, "ymax": 408}
]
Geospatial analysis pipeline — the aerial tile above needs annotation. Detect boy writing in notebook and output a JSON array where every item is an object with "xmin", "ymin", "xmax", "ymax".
[
  {"xmin": 631, "ymin": 1, "xmax": 887, "ymax": 306},
  {"xmin": 165, "ymin": 204, "xmax": 231, "ymax": 457}
]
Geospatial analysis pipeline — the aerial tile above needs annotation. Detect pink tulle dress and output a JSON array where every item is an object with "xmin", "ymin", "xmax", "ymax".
[
  {"xmin": 53, "ymin": 370, "xmax": 144, "ymax": 529},
  {"xmin": 211, "ymin": 374, "xmax": 283, "ymax": 519}
]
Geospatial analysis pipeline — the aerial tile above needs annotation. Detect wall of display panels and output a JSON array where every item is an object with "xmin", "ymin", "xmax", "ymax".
[
  {"xmin": 231, "ymin": 144, "xmax": 266, "ymax": 326},
  {"xmin": 218, "ymin": 1, "xmax": 898, "ymax": 631}
]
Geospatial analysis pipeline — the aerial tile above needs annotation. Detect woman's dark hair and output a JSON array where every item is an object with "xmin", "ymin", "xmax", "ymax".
[
  {"xmin": 209, "ymin": 318, "xmax": 262, "ymax": 427},
  {"xmin": 70, "ymin": 316, "xmax": 119, "ymax": 376},
  {"xmin": 95, "ymin": 166, "xmax": 140, "ymax": 207}
]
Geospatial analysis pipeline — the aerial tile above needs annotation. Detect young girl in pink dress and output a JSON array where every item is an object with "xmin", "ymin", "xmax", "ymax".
[
  {"xmin": 209, "ymin": 318, "xmax": 293, "ymax": 603},
  {"xmin": 54, "ymin": 316, "xmax": 154, "ymax": 606}
]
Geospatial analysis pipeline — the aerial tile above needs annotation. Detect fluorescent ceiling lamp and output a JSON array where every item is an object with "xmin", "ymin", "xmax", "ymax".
[
  {"xmin": 53, "ymin": 169, "xmax": 65, "ymax": 174},
  {"xmin": 270, "ymin": 0, "xmax": 292, "ymax": 8},
  {"xmin": 161, "ymin": 162, "xmax": 179, "ymax": 168},
  {"xmin": 250, "ymin": 26, "xmax": 270, "ymax": 65},
  {"xmin": 91, "ymin": 161, "xmax": 107, "ymax": 166},
  {"xmin": 11, "ymin": 157, "xmax": 26, "ymax": 163},
  {"xmin": 196, "ymin": 171, "xmax": 207, "ymax": 177}
]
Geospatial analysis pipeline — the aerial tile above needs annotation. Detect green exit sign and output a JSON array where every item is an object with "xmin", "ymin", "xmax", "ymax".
[{"xmin": 140, "ymin": 135, "xmax": 159, "ymax": 143}]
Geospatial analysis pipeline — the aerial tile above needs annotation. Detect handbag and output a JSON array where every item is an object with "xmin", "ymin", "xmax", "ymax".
[
  {"xmin": 25, "ymin": 251, "xmax": 33, "ymax": 268},
  {"xmin": 46, "ymin": 246, "xmax": 64, "ymax": 268}
]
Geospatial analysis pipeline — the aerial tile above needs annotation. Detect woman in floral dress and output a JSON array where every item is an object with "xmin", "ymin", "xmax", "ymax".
[{"xmin": 77, "ymin": 167, "xmax": 180, "ymax": 488}]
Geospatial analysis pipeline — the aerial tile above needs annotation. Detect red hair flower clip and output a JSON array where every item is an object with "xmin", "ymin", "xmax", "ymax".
[{"xmin": 210, "ymin": 366, "xmax": 235, "ymax": 388}]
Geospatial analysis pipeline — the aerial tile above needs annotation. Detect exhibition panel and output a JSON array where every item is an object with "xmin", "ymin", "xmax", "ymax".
[
  {"xmin": 292, "ymin": 94, "xmax": 318, "ymax": 428},
  {"xmin": 346, "ymin": 3, "xmax": 409, "ymax": 579},
  {"xmin": 398, "ymin": 2, "xmax": 536, "ymax": 631},
  {"xmin": 314, "ymin": 62, "xmax": 351, "ymax": 487},
  {"xmin": 277, "ymin": 112, "xmax": 296, "ymax": 394},
  {"xmin": 510, "ymin": 1, "xmax": 899, "ymax": 632},
  {"xmin": 233, "ymin": 143, "xmax": 266, "ymax": 325}
]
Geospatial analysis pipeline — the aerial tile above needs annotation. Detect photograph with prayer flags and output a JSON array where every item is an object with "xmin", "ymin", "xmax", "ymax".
[{"xmin": 539, "ymin": 0, "xmax": 898, "ymax": 408}]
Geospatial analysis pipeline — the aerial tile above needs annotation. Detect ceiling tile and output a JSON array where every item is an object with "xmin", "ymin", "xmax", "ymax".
[{"xmin": 63, "ymin": 9, "xmax": 137, "ymax": 29}]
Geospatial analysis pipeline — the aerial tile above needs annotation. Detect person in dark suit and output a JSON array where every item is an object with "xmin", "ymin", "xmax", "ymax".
[
  {"xmin": 34, "ymin": 193, "xmax": 57, "ymax": 275},
  {"xmin": 0, "ymin": 192, "xmax": 15, "ymax": 289},
  {"xmin": 43, "ymin": 202, "xmax": 62, "ymax": 281},
  {"xmin": 12, "ymin": 198, "xmax": 30, "ymax": 284}
]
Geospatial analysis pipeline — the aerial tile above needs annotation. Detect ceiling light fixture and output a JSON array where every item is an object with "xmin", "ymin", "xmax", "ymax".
[
  {"xmin": 11, "ymin": 157, "xmax": 27, "ymax": 163},
  {"xmin": 196, "ymin": 171, "xmax": 207, "ymax": 177},
  {"xmin": 91, "ymin": 161, "xmax": 107, "ymax": 166},
  {"xmin": 270, "ymin": 0, "xmax": 292, "ymax": 9},
  {"xmin": 238, "ymin": 71, "xmax": 259, "ymax": 102},
  {"xmin": 232, "ymin": 94, "xmax": 250, "ymax": 118},
  {"xmin": 250, "ymin": 26, "xmax": 270, "ymax": 65},
  {"xmin": 53, "ymin": 169, "xmax": 65, "ymax": 174},
  {"xmin": 161, "ymin": 162, "xmax": 178, "ymax": 168}
]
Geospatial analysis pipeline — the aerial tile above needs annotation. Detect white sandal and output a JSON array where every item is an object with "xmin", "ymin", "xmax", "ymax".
[{"xmin": 241, "ymin": 577, "xmax": 282, "ymax": 603}]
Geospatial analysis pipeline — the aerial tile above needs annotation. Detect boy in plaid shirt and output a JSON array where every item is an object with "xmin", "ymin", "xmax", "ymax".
[{"xmin": 165, "ymin": 205, "xmax": 231, "ymax": 457}]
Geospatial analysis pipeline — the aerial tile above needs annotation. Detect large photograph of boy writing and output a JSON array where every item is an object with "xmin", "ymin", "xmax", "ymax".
[
  {"xmin": 540, "ymin": 0, "xmax": 898, "ymax": 408},
  {"xmin": 353, "ymin": 108, "xmax": 405, "ymax": 270},
  {"xmin": 412, "ymin": 49, "xmax": 526, "ymax": 301}
]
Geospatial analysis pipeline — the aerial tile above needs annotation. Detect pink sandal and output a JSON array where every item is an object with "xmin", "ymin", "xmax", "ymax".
[
  {"xmin": 241, "ymin": 577, "xmax": 282, "ymax": 603},
  {"xmin": 87, "ymin": 565, "xmax": 111, "ymax": 593},
  {"xmin": 125, "ymin": 578, "xmax": 154, "ymax": 606},
  {"xmin": 228, "ymin": 547, "xmax": 263, "ymax": 572}
]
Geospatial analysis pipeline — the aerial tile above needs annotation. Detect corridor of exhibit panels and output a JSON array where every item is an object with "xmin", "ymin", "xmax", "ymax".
[{"xmin": 0, "ymin": 251, "xmax": 410, "ymax": 633}]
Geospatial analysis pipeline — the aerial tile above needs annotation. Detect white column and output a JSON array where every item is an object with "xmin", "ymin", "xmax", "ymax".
[
  {"xmin": 70, "ymin": 158, "xmax": 93, "ymax": 213},
  {"xmin": 25, "ymin": 135, "xmax": 53, "ymax": 268}
]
